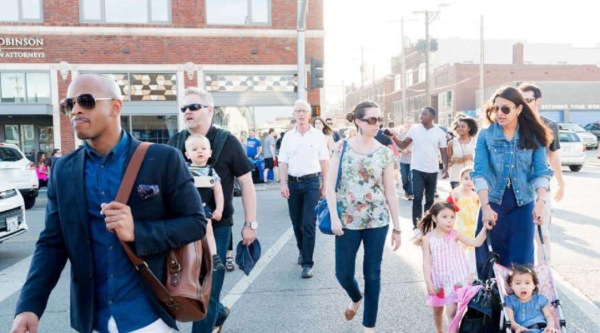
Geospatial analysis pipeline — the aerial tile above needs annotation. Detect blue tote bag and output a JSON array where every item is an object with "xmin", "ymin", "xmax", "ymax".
[{"xmin": 315, "ymin": 141, "xmax": 347, "ymax": 235}]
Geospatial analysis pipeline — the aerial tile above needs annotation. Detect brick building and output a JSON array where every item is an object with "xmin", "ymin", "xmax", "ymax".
[{"xmin": 0, "ymin": 0, "xmax": 324, "ymax": 156}]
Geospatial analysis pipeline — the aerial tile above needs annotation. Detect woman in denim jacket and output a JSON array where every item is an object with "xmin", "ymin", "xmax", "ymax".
[{"xmin": 472, "ymin": 86, "xmax": 553, "ymax": 277}]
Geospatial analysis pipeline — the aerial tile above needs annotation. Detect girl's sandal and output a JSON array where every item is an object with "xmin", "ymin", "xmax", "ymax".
[{"xmin": 226, "ymin": 256, "xmax": 235, "ymax": 272}]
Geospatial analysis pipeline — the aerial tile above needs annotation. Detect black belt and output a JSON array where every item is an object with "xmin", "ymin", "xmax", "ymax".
[{"xmin": 289, "ymin": 173, "xmax": 320, "ymax": 182}]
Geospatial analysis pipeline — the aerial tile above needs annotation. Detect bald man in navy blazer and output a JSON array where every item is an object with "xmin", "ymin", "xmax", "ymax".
[{"xmin": 10, "ymin": 74, "xmax": 207, "ymax": 333}]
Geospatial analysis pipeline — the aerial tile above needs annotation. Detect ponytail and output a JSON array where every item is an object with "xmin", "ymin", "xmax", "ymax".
[{"xmin": 413, "ymin": 202, "xmax": 456, "ymax": 246}]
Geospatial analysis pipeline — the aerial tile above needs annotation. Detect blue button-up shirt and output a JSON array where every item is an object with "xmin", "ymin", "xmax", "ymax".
[{"xmin": 84, "ymin": 132, "xmax": 158, "ymax": 333}]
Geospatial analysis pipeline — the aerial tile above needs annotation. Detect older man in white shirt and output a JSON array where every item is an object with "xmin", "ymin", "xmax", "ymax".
[{"xmin": 279, "ymin": 100, "xmax": 329, "ymax": 279}]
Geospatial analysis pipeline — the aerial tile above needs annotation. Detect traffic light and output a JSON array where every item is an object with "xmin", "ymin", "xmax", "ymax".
[
  {"xmin": 310, "ymin": 57, "xmax": 324, "ymax": 89},
  {"xmin": 416, "ymin": 39, "xmax": 438, "ymax": 52},
  {"xmin": 311, "ymin": 105, "xmax": 321, "ymax": 118},
  {"xmin": 431, "ymin": 39, "xmax": 438, "ymax": 52}
]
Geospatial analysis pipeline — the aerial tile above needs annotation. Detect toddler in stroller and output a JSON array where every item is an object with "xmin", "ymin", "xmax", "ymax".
[{"xmin": 503, "ymin": 265, "xmax": 559, "ymax": 333}]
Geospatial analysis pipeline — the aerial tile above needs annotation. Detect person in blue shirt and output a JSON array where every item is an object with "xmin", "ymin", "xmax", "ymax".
[
  {"xmin": 246, "ymin": 130, "xmax": 262, "ymax": 159},
  {"xmin": 505, "ymin": 265, "xmax": 560, "ymax": 333},
  {"xmin": 11, "ymin": 74, "xmax": 206, "ymax": 333},
  {"xmin": 472, "ymin": 86, "xmax": 553, "ymax": 278}
]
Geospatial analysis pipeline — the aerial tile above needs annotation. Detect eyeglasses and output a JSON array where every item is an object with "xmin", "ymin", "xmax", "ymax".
[
  {"xmin": 491, "ymin": 105, "xmax": 516, "ymax": 115},
  {"xmin": 294, "ymin": 109, "xmax": 309, "ymax": 114},
  {"xmin": 524, "ymin": 98, "xmax": 537, "ymax": 104},
  {"xmin": 359, "ymin": 117, "xmax": 382, "ymax": 125},
  {"xmin": 180, "ymin": 104, "xmax": 208, "ymax": 113},
  {"xmin": 60, "ymin": 94, "xmax": 116, "ymax": 114}
]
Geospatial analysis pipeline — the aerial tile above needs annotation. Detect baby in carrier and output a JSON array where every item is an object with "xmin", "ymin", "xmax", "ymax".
[{"xmin": 185, "ymin": 134, "xmax": 226, "ymax": 272}]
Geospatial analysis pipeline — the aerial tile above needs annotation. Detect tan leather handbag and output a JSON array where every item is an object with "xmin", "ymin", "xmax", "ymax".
[{"xmin": 116, "ymin": 142, "xmax": 213, "ymax": 322}]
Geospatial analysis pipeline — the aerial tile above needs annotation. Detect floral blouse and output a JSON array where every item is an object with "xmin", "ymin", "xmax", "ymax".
[{"xmin": 336, "ymin": 144, "xmax": 394, "ymax": 230}]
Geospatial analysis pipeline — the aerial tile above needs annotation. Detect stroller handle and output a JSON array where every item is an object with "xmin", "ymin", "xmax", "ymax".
[{"xmin": 537, "ymin": 224, "xmax": 545, "ymax": 245}]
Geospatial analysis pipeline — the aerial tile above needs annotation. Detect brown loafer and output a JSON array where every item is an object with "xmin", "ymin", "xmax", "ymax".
[{"xmin": 344, "ymin": 298, "xmax": 363, "ymax": 321}]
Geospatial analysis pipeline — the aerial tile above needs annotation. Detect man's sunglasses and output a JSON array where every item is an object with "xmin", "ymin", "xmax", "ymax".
[
  {"xmin": 60, "ymin": 94, "xmax": 115, "ymax": 114},
  {"xmin": 524, "ymin": 98, "xmax": 537, "ymax": 104},
  {"xmin": 180, "ymin": 104, "xmax": 208, "ymax": 113},
  {"xmin": 359, "ymin": 117, "xmax": 382, "ymax": 125},
  {"xmin": 491, "ymin": 105, "xmax": 516, "ymax": 115}
]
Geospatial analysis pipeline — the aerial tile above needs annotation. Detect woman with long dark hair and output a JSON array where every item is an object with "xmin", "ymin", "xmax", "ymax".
[
  {"xmin": 326, "ymin": 101, "xmax": 401, "ymax": 333},
  {"xmin": 472, "ymin": 86, "xmax": 553, "ymax": 277},
  {"xmin": 312, "ymin": 116, "xmax": 335, "ymax": 154},
  {"xmin": 447, "ymin": 117, "xmax": 478, "ymax": 189}
]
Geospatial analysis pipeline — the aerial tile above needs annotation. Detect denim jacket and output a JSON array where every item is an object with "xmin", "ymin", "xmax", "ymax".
[{"xmin": 472, "ymin": 122, "xmax": 553, "ymax": 206}]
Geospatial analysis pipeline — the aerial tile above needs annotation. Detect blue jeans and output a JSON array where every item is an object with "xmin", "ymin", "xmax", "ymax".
[
  {"xmin": 411, "ymin": 170, "xmax": 438, "ymax": 228},
  {"xmin": 400, "ymin": 163, "xmax": 413, "ymax": 195},
  {"xmin": 287, "ymin": 177, "xmax": 320, "ymax": 268},
  {"xmin": 335, "ymin": 225, "xmax": 389, "ymax": 328},
  {"xmin": 192, "ymin": 225, "xmax": 232, "ymax": 332},
  {"xmin": 475, "ymin": 187, "xmax": 535, "ymax": 279}
]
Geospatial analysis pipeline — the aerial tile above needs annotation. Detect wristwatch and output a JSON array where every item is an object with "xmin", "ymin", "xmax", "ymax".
[{"xmin": 244, "ymin": 221, "xmax": 258, "ymax": 230}]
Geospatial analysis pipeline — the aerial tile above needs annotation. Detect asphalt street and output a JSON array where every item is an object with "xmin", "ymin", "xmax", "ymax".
[{"xmin": 1, "ymin": 157, "xmax": 600, "ymax": 332}]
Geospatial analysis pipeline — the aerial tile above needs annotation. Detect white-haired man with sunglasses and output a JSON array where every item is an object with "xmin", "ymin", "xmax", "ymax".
[{"xmin": 166, "ymin": 87, "xmax": 257, "ymax": 333}]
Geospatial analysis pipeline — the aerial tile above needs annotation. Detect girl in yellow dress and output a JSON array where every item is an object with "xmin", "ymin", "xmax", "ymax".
[{"xmin": 448, "ymin": 168, "xmax": 479, "ymax": 278}]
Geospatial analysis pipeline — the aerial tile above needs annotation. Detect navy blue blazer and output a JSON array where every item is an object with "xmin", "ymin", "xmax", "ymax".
[{"xmin": 15, "ymin": 136, "xmax": 207, "ymax": 333}]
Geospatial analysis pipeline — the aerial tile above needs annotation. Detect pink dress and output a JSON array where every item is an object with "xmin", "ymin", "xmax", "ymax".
[
  {"xmin": 426, "ymin": 230, "xmax": 471, "ymax": 307},
  {"xmin": 36, "ymin": 164, "xmax": 48, "ymax": 181}
]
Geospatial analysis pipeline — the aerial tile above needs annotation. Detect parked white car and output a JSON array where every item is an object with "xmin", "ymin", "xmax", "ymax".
[
  {"xmin": 558, "ymin": 123, "xmax": 599, "ymax": 149},
  {"xmin": 558, "ymin": 130, "xmax": 586, "ymax": 172},
  {"xmin": 0, "ymin": 143, "xmax": 39, "ymax": 209},
  {"xmin": 0, "ymin": 183, "xmax": 28, "ymax": 243}
]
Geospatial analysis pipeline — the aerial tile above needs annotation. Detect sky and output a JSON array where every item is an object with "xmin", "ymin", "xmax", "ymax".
[{"xmin": 323, "ymin": 0, "xmax": 600, "ymax": 105}]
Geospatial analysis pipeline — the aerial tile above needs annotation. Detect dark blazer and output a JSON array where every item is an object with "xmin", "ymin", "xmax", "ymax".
[{"xmin": 15, "ymin": 135, "xmax": 207, "ymax": 333}]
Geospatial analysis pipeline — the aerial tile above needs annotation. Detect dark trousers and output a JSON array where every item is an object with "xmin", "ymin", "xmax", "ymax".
[
  {"xmin": 400, "ymin": 163, "xmax": 413, "ymax": 195},
  {"xmin": 475, "ymin": 188, "xmax": 535, "ymax": 278},
  {"xmin": 411, "ymin": 170, "xmax": 438, "ymax": 228},
  {"xmin": 335, "ymin": 225, "xmax": 389, "ymax": 328},
  {"xmin": 287, "ymin": 177, "xmax": 320, "ymax": 268},
  {"xmin": 192, "ymin": 225, "xmax": 232, "ymax": 332}
]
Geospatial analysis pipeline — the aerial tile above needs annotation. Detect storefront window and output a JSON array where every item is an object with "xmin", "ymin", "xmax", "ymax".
[
  {"xmin": 81, "ymin": 0, "xmax": 170, "ymax": 23},
  {"xmin": 4, "ymin": 125, "xmax": 20, "ymax": 147},
  {"xmin": 124, "ymin": 115, "xmax": 178, "ymax": 144},
  {"xmin": 20, "ymin": 124, "xmax": 36, "ymax": 160},
  {"xmin": 206, "ymin": 0, "xmax": 270, "ymax": 25},
  {"xmin": 213, "ymin": 106, "xmax": 293, "ymax": 140},
  {"xmin": 1, "ymin": 73, "xmax": 26, "ymax": 103},
  {"xmin": 39, "ymin": 127, "xmax": 54, "ymax": 153},
  {"xmin": 26, "ymin": 73, "xmax": 51, "ymax": 103}
]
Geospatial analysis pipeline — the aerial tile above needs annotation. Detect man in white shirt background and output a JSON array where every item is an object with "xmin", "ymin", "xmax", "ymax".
[
  {"xmin": 279, "ymin": 100, "xmax": 329, "ymax": 279},
  {"xmin": 387, "ymin": 107, "xmax": 449, "ymax": 235}
]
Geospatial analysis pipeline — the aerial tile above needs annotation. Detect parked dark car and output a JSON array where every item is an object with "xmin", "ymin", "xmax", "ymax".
[{"xmin": 584, "ymin": 122, "xmax": 600, "ymax": 140}]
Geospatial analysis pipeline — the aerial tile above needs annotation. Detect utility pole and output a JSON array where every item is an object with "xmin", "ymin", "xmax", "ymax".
[
  {"xmin": 401, "ymin": 17, "xmax": 408, "ymax": 122},
  {"xmin": 360, "ymin": 46, "xmax": 365, "ymax": 100},
  {"xmin": 342, "ymin": 79, "xmax": 346, "ymax": 115},
  {"xmin": 413, "ymin": 10, "xmax": 439, "ymax": 107},
  {"xmin": 479, "ymin": 14, "xmax": 485, "ymax": 114},
  {"xmin": 297, "ymin": 0, "xmax": 309, "ymax": 101}
]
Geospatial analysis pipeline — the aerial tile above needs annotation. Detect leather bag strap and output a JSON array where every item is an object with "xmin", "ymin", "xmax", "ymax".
[{"xmin": 115, "ymin": 142, "xmax": 179, "ymax": 310}]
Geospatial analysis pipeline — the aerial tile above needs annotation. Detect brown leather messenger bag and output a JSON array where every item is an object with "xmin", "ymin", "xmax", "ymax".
[{"xmin": 115, "ymin": 142, "xmax": 213, "ymax": 322}]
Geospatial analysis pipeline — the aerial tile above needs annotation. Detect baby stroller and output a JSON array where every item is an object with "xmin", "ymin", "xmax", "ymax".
[
  {"xmin": 457, "ymin": 226, "xmax": 567, "ymax": 332},
  {"xmin": 489, "ymin": 225, "xmax": 567, "ymax": 332}
]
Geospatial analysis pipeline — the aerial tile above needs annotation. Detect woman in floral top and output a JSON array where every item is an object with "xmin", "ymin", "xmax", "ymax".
[{"xmin": 326, "ymin": 101, "xmax": 402, "ymax": 333}]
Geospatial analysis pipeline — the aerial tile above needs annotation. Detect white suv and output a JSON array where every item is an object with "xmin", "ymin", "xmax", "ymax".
[
  {"xmin": 0, "ymin": 143, "xmax": 39, "ymax": 209},
  {"xmin": 0, "ymin": 183, "xmax": 28, "ymax": 243},
  {"xmin": 558, "ymin": 130, "xmax": 586, "ymax": 172}
]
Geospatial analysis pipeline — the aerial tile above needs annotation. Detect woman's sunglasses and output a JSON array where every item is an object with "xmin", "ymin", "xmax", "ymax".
[
  {"xmin": 491, "ymin": 105, "xmax": 516, "ymax": 115},
  {"xmin": 60, "ymin": 94, "xmax": 115, "ymax": 114},
  {"xmin": 180, "ymin": 104, "xmax": 208, "ymax": 113},
  {"xmin": 359, "ymin": 117, "xmax": 382, "ymax": 125}
]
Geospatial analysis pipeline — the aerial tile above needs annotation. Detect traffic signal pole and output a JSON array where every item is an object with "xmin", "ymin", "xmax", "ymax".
[
  {"xmin": 413, "ymin": 10, "xmax": 439, "ymax": 108},
  {"xmin": 298, "ymin": 0, "xmax": 309, "ymax": 101}
]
